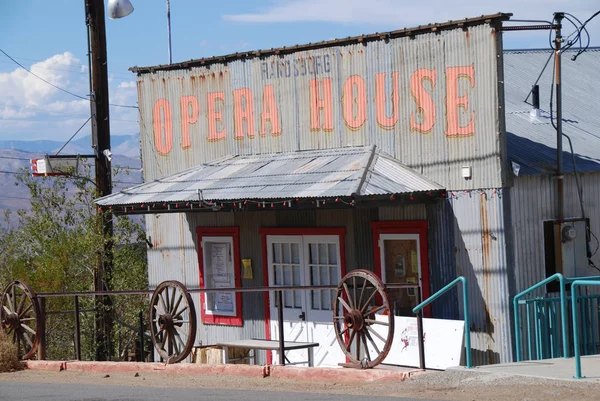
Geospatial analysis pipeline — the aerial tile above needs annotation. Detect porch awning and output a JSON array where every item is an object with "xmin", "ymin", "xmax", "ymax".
[{"xmin": 95, "ymin": 145, "xmax": 445, "ymax": 213}]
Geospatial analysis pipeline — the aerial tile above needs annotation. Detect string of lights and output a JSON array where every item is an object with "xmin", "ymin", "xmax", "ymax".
[{"xmin": 98, "ymin": 190, "xmax": 449, "ymax": 214}]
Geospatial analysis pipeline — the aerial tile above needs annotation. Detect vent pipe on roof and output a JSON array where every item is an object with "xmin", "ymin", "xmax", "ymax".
[{"xmin": 530, "ymin": 84, "xmax": 541, "ymax": 117}]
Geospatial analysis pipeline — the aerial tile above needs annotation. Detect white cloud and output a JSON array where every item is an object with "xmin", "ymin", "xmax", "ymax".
[
  {"xmin": 118, "ymin": 81, "xmax": 136, "ymax": 89},
  {"xmin": 44, "ymin": 99, "xmax": 90, "ymax": 115},
  {"xmin": 223, "ymin": 0, "xmax": 599, "ymax": 38},
  {"xmin": 0, "ymin": 106, "xmax": 35, "ymax": 119},
  {"xmin": 0, "ymin": 53, "xmax": 139, "ymax": 141}
]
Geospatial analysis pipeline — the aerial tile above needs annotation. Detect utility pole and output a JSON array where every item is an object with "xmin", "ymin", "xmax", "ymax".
[
  {"xmin": 554, "ymin": 12, "xmax": 564, "ymax": 222},
  {"xmin": 167, "ymin": 0, "xmax": 172, "ymax": 64},
  {"xmin": 86, "ymin": 0, "xmax": 114, "ymax": 361}
]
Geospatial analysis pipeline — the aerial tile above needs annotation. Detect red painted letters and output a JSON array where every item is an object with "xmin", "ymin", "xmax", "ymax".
[
  {"xmin": 375, "ymin": 72, "xmax": 399, "ymax": 129},
  {"xmin": 309, "ymin": 78, "xmax": 333, "ymax": 131},
  {"xmin": 153, "ymin": 98, "xmax": 173, "ymax": 154},
  {"xmin": 342, "ymin": 75, "xmax": 367, "ymax": 130},
  {"xmin": 445, "ymin": 65, "xmax": 475, "ymax": 137},
  {"xmin": 233, "ymin": 88, "xmax": 255, "ymax": 139},
  {"xmin": 207, "ymin": 92, "xmax": 226, "ymax": 141},
  {"xmin": 150, "ymin": 63, "xmax": 480, "ymax": 155},
  {"xmin": 180, "ymin": 96, "xmax": 199, "ymax": 148},
  {"xmin": 261, "ymin": 85, "xmax": 281, "ymax": 136},
  {"xmin": 410, "ymin": 69, "xmax": 437, "ymax": 134}
]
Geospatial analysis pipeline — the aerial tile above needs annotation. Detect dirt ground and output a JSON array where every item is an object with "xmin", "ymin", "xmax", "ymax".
[{"xmin": 1, "ymin": 368, "xmax": 599, "ymax": 401}]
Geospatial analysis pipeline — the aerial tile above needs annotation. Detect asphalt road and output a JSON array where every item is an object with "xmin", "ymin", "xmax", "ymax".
[{"xmin": 0, "ymin": 381, "xmax": 444, "ymax": 401}]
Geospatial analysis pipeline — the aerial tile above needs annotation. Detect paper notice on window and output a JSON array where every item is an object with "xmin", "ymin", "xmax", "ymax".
[
  {"xmin": 410, "ymin": 250, "xmax": 419, "ymax": 273},
  {"xmin": 211, "ymin": 243, "xmax": 230, "ymax": 283},
  {"xmin": 214, "ymin": 282, "xmax": 234, "ymax": 312}
]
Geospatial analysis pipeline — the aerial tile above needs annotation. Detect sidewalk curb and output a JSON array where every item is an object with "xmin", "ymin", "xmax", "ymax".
[
  {"xmin": 25, "ymin": 361, "xmax": 66, "ymax": 372},
  {"xmin": 269, "ymin": 365, "xmax": 412, "ymax": 382},
  {"xmin": 25, "ymin": 360, "xmax": 414, "ymax": 382}
]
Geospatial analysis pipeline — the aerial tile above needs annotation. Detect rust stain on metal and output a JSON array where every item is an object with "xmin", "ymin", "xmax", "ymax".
[{"xmin": 479, "ymin": 194, "xmax": 495, "ymax": 362}]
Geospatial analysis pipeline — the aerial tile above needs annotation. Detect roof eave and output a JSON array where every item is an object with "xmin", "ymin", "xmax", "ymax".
[{"xmin": 130, "ymin": 12, "xmax": 512, "ymax": 74}]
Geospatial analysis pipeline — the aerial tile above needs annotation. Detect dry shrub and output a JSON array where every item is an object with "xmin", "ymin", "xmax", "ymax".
[{"xmin": 0, "ymin": 330, "xmax": 22, "ymax": 372}]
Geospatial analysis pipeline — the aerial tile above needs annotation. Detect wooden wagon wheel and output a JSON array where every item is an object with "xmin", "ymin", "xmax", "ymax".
[
  {"xmin": 0, "ymin": 280, "xmax": 41, "ymax": 360},
  {"xmin": 333, "ymin": 269, "xmax": 394, "ymax": 369},
  {"xmin": 149, "ymin": 280, "xmax": 197, "ymax": 363}
]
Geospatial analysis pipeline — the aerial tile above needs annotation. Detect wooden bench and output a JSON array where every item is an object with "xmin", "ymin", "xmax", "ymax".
[{"xmin": 215, "ymin": 339, "xmax": 319, "ymax": 367}]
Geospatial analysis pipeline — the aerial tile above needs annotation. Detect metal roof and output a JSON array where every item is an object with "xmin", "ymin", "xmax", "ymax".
[
  {"xmin": 96, "ymin": 146, "xmax": 444, "ymax": 209},
  {"xmin": 504, "ymin": 47, "xmax": 600, "ymax": 176},
  {"xmin": 130, "ymin": 13, "xmax": 511, "ymax": 74}
]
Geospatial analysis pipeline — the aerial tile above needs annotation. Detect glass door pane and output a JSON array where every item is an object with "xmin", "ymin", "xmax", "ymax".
[
  {"xmin": 382, "ymin": 238, "xmax": 420, "ymax": 316},
  {"xmin": 307, "ymin": 240, "xmax": 338, "ymax": 312}
]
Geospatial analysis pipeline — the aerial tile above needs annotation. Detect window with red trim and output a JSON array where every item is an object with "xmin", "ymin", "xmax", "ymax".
[{"xmin": 196, "ymin": 227, "xmax": 243, "ymax": 326}]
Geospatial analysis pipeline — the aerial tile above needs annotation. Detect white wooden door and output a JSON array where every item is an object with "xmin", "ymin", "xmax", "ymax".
[
  {"xmin": 303, "ymin": 236, "xmax": 345, "ymax": 367},
  {"xmin": 267, "ymin": 235, "xmax": 344, "ymax": 367},
  {"xmin": 267, "ymin": 236, "xmax": 309, "ymax": 365}
]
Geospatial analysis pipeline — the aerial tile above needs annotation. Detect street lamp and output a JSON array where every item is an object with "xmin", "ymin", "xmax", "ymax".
[
  {"xmin": 85, "ymin": 0, "xmax": 134, "ymax": 361},
  {"xmin": 107, "ymin": 0, "xmax": 134, "ymax": 19}
]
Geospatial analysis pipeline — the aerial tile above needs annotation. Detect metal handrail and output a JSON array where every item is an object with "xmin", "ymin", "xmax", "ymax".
[
  {"xmin": 35, "ymin": 282, "xmax": 420, "ymax": 298},
  {"xmin": 513, "ymin": 273, "xmax": 600, "ymax": 362},
  {"xmin": 513, "ymin": 273, "xmax": 567, "ymax": 361},
  {"xmin": 412, "ymin": 276, "xmax": 471, "ymax": 368},
  {"xmin": 31, "ymin": 281, "xmax": 422, "ymax": 364},
  {"xmin": 570, "ymin": 279, "xmax": 600, "ymax": 379}
]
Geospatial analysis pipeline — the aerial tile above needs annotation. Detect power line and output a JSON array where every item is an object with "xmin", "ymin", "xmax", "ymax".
[
  {"xmin": 114, "ymin": 165, "xmax": 142, "ymax": 170},
  {"xmin": 0, "ymin": 102, "xmax": 138, "ymax": 122},
  {"xmin": 0, "ymin": 195, "xmax": 30, "ymax": 200},
  {"xmin": 0, "ymin": 59, "xmax": 134, "ymax": 83},
  {"xmin": 56, "ymin": 116, "xmax": 93, "ymax": 155},
  {"xmin": 0, "ymin": 48, "xmax": 138, "ymax": 110},
  {"xmin": 0, "ymin": 53, "xmax": 134, "ymax": 80},
  {"xmin": 0, "ymin": 156, "xmax": 31, "ymax": 161},
  {"xmin": 0, "ymin": 48, "xmax": 89, "ymax": 101}
]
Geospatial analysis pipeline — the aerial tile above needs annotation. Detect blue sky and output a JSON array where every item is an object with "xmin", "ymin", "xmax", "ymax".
[{"xmin": 0, "ymin": 0, "xmax": 598, "ymax": 142}]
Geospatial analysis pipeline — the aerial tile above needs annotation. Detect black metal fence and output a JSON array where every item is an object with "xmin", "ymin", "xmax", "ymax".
[{"xmin": 32, "ymin": 282, "xmax": 425, "ymax": 369}]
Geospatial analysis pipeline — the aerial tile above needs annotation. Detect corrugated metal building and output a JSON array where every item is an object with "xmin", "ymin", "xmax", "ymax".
[{"xmin": 97, "ymin": 12, "xmax": 600, "ymax": 367}]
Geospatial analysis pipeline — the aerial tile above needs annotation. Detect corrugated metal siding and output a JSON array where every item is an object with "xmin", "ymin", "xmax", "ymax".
[
  {"xmin": 137, "ymin": 24, "xmax": 503, "ymax": 191},
  {"xmin": 351, "ymin": 208, "xmax": 378, "ymax": 272},
  {"xmin": 185, "ymin": 212, "xmax": 270, "ymax": 354},
  {"xmin": 511, "ymin": 173, "xmax": 600, "ymax": 293},
  {"xmin": 378, "ymin": 204, "xmax": 426, "ymax": 220},
  {"xmin": 504, "ymin": 49, "xmax": 600, "ymax": 175},
  {"xmin": 146, "ymin": 202, "xmax": 456, "ymax": 358},
  {"xmin": 99, "ymin": 146, "xmax": 445, "ymax": 212},
  {"xmin": 426, "ymin": 200, "xmax": 460, "ymax": 319},
  {"xmin": 451, "ymin": 188, "xmax": 513, "ymax": 365},
  {"xmin": 275, "ymin": 209, "xmax": 316, "ymax": 227},
  {"xmin": 509, "ymin": 173, "xmax": 600, "ymax": 359}
]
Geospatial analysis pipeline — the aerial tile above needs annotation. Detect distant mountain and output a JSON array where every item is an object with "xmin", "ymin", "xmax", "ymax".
[{"xmin": 0, "ymin": 134, "xmax": 140, "ymax": 157}]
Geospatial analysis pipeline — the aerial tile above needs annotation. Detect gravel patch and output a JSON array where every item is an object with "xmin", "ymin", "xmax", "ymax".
[{"xmin": 3, "ymin": 367, "xmax": 600, "ymax": 401}]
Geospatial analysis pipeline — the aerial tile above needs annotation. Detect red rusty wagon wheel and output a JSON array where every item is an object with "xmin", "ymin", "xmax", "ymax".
[
  {"xmin": 333, "ymin": 269, "xmax": 394, "ymax": 369},
  {"xmin": 149, "ymin": 280, "xmax": 197, "ymax": 363},
  {"xmin": 0, "ymin": 280, "xmax": 42, "ymax": 360}
]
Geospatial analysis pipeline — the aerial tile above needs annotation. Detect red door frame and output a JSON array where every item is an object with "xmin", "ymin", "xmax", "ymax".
[
  {"xmin": 371, "ymin": 221, "xmax": 431, "ymax": 317},
  {"xmin": 259, "ymin": 227, "xmax": 347, "ymax": 364},
  {"xmin": 196, "ymin": 227, "xmax": 243, "ymax": 326}
]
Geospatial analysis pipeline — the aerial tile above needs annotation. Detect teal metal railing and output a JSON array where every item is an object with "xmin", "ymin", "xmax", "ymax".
[
  {"xmin": 571, "ymin": 280, "xmax": 600, "ymax": 379},
  {"xmin": 513, "ymin": 273, "xmax": 568, "ymax": 361},
  {"xmin": 513, "ymin": 274, "xmax": 600, "ymax": 377},
  {"xmin": 413, "ymin": 276, "xmax": 471, "ymax": 368}
]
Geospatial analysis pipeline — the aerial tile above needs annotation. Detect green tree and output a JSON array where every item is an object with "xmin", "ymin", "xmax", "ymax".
[{"xmin": 0, "ymin": 167, "xmax": 148, "ymax": 361}]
